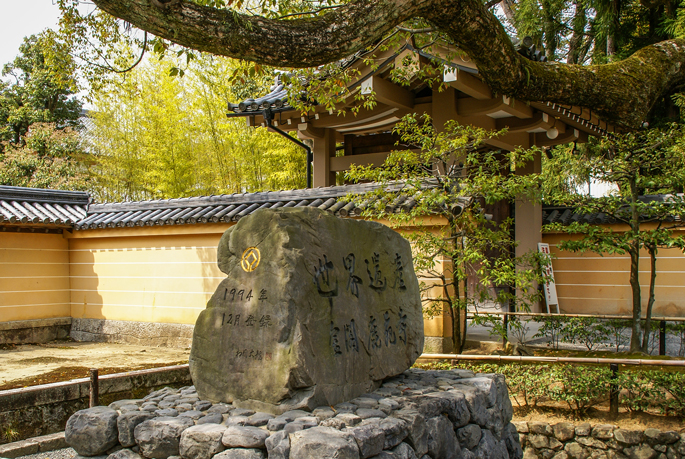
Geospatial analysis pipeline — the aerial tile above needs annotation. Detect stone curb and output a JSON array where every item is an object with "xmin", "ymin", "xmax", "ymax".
[{"xmin": 0, "ymin": 432, "xmax": 67, "ymax": 458}]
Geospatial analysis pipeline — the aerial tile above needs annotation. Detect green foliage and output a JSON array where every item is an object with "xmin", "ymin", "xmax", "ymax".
[
  {"xmin": 618, "ymin": 369, "xmax": 662, "ymax": 413},
  {"xmin": 0, "ymin": 123, "xmax": 89, "ymax": 190},
  {"xmin": 548, "ymin": 364, "xmax": 613, "ymax": 413},
  {"xmin": 0, "ymin": 33, "xmax": 89, "ymax": 190},
  {"xmin": 604, "ymin": 319, "xmax": 631, "ymax": 352},
  {"xmin": 436, "ymin": 361, "xmax": 685, "ymax": 417},
  {"xmin": 560, "ymin": 317, "xmax": 608, "ymax": 351},
  {"xmin": 667, "ymin": 322, "xmax": 685, "ymax": 357},
  {"xmin": 1, "ymin": 33, "xmax": 82, "ymax": 147},
  {"xmin": 649, "ymin": 370, "xmax": 685, "ymax": 416},
  {"xmin": 346, "ymin": 114, "xmax": 546, "ymax": 353},
  {"xmin": 504, "ymin": 364, "xmax": 552, "ymax": 407},
  {"xmin": 533, "ymin": 315, "xmax": 567, "ymax": 349},
  {"xmin": 543, "ymin": 126, "xmax": 685, "ymax": 353},
  {"xmin": 87, "ymin": 54, "xmax": 306, "ymax": 201},
  {"xmin": 472, "ymin": 314, "xmax": 533, "ymax": 345}
]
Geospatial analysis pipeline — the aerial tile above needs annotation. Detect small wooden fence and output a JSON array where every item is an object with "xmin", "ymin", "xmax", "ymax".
[
  {"xmin": 467, "ymin": 311, "xmax": 685, "ymax": 355},
  {"xmin": 419, "ymin": 353, "xmax": 685, "ymax": 416}
]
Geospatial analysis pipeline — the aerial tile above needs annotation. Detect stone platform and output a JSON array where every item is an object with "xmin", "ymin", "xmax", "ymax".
[{"xmin": 64, "ymin": 368, "xmax": 521, "ymax": 459}]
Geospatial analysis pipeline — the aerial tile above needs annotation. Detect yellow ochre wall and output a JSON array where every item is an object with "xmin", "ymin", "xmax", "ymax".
[
  {"xmin": 65, "ymin": 220, "xmax": 452, "ymax": 340},
  {"xmin": 543, "ymin": 231, "xmax": 685, "ymax": 317},
  {"xmin": 67, "ymin": 224, "xmax": 232, "ymax": 326},
  {"xmin": 0, "ymin": 232, "xmax": 71, "ymax": 322}
]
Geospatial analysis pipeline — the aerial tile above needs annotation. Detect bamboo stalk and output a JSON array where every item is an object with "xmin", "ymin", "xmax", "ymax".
[
  {"xmin": 419, "ymin": 353, "xmax": 685, "ymax": 366},
  {"xmin": 466, "ymin": 311, "xmax": 685, "ymax": 322}
]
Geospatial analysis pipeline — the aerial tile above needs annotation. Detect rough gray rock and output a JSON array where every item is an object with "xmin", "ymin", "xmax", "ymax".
[
  {"xmin": 624, "ymin": 445, "xmax": 657, "ymax": 459},
  {"xmin": 65, "ymin": 407, "xmax": 120, "ymax": 457},
  {"xmin": 575, "ymin": 425, "xmax": 591, "ymax": 437},
  {"xmin": 592, "ymin": 426, "xmax": 615, "ymax": 441},
  {"xmin": 614, "ymin": 431, "xmax": 645, "ymax": 447},
  {"xmin": 290, "ymin": 426, "xmax": 360, "ymax": 459},
  {"xmin": 349, "ymin": 423, "xmax": 386, "ymax": 458},
  {"xmin": 134, "ymin": 417, "xmax": 194, "ymax": 459},
  {"xmin": 189, "ymin": 207, "xmax": 424, "ymax": 414},
  {"xmin": 513, "ymin": 422, "xmax": 529, "ymax": 434},
  {"xmin": 179, "ymin": 424, "xmax": 226, "ymax": 459},
  {"xmin": 379, "ymin": 418, "xmax": 409, "ymax": 450},
  {"xmin": 460, "ymin": 378, "xmax": 498, "ymax": 408},
  {"xmin": 564, "ymin": 442, "xmax": 587, "ymax": 459},
  {"xmin": 197, "ymin": 413, "xmax": 224, "ymax": 425},
  {"xmin": 221, "ymin": 427, "xmax": 270, "ymax": 449},
  {"xmin": 391, "ymin": 442, "xmax": 418, "ymax": 459},
  {"xmin": 530, "ymin": 434, "xmax": 550, "ymax": 449},
  {"xmin": 530, "ymin": 423, "xmax": 554, "ymax": 436},
  {"xmin": 472, "ymin": 429, "xmax": 509, "ymax": 459},
  {"xmin": 504, "ymin": 423, "xmax": 523, "ymax": 459},
  {"xmin": 392, "ymin": 410, "xmax": 428, "ymax": 457},
  {"xmin": 107, "ymin": 449, "xmax": 143, "ymax": 459},
  {"xmin": 458, "ymin": 424, "xmax": 483, "ymax": 451},
  {"xmin": 426, "ymin": 416, "xmax": 460, "ymax": 459},
  {"xmin": 213, "ymin": 449, "xmax": 265, "ymax": 459},
  {"xmin": 265, "ymin": 430, "xmax": 290, "ymax": 459},
  {"xmin": 554, "ymin": 423, "xmax": 576, "ymax": 442},
  {"xmin": 337, "ymin": 413, "xmax": 363, "ymax": 427},
  {"xmin": 451, "ymin": 385, "xmax": 488, "ymax": 427},
  {"xmin": 117, "ymin": 411, "xmax": 156, "ymax": 448}
]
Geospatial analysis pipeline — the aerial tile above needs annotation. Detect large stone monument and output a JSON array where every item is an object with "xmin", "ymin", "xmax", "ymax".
[{"xmin": 190, "ymin": 207, "xmax": 424, "ymax": 413}]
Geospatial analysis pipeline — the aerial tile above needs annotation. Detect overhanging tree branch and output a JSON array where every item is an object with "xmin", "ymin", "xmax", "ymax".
[{"xmin": 89, "ymin": 0, "xmax": 685, "ymax": 128}]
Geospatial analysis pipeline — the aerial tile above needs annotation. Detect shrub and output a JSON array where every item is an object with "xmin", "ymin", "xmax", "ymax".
[
  {"xmin": 618, "ymin": 370, "xmax": 662, "ymax": 413},
  {"xmin": 560, "ymin": 317, "xmax": 608, "ymax": 351},
  {"xmin": 547, "ymin": 364, "xmax": 613, "ymax": 414},
  {"xmin": 533, "ymin": 316, "xmax": 567, "ymax": 349}
]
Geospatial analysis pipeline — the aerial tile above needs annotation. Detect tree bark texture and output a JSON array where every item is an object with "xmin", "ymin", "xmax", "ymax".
[
  {"xmin": 629, "ymin": 179, "xmax": 643, "ymax": 353},
  {"xmin": 641, "ymin": 243, "xmax": 658, "ymax": 353},
  {"xmin": 91, "ymin": 0, "xmax": 685, "ymax": 129}
]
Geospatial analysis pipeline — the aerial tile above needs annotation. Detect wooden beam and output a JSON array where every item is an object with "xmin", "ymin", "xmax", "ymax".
[
  {"xmin": 313, "ymin": 129, "xmax": 336, "ymax": 187},
  {"xmin": 485, "ymin": 131, "xmax": 531, "ymax": 151},
  {"xmin": 311, "ymin": 105, "xmax": 398, "ymax": 129},
  {"xmin": 443, "ymin": 66, "xmax": 492, "ymax": 100},
  {"xmin": 361, "ymin": 75, "xmax": 415, "ymax": 110},
  {"xmin": 496, "ymin": 112, "xmax": 553, "ymax": 133},
  {"xmin": 297, "ymin": 123, "xmax": 325, "ymax": 139},
  {"xmin": 534, "ymin": 128, "xmax": 580, "ymax": 147},
  {"xmin": 330, "ymin": 152, "xmax": 392, "ymax": 172},
  {"xmin": 433, "ymin": 86, "xmax": 458, "ymax": 132},
  {"xmin": 458, "ymin": 95, "xmax": 533, "ymax": 119}
]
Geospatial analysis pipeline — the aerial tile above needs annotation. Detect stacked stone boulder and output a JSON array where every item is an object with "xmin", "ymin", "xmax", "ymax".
[
  {"xmin": 65, "ymin": 368, "xmax": 522, "ymax": 459},
  {"xmin": 515, "ymin": 421, "xmax": 685, "ymax": 459}
]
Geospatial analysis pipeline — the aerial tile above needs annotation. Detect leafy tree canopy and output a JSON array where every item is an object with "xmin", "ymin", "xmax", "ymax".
[
  {"xmin": 1, "ymin": 33, "xmax": 82, "ymax": 146},
  {"xmin": 87, "ymin": 53, "xmax": 307, "ymax": 201},
  {"xmin": 0, "ymin": 33, "xmax": 88, "ymax": 190},
  {"xmin": 53, "ymin": 0, "xmax": 685, "ymax": 128}
]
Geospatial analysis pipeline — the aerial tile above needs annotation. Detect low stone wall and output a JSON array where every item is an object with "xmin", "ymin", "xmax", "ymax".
[
  {"xmin": 64, "ymin": 368, "xmax": 522, "ymax": 459},
  {"xmin": 514, "ymin": 421, "xmax": 685, "ymax": 459},
  {"xmin": 0, "ymin": 364, "xmax": 191, "ymax": 444},
  {"xmin": 70, "ymin": 319, "xmax": 194, "ymax": 348},
  {"xmin": 0, "ymin": 318, "xmax": 71, "ymax": 345}
]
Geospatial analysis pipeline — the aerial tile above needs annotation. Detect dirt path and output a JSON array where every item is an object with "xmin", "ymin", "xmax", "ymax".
[{"xmin": 0, "ymin": 341, "xmax": 189, "ymax": 391}]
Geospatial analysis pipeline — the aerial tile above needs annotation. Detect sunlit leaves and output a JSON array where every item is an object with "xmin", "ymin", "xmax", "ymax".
[{"xmin": 87, "ymin": 54, "xmax": 306, "ymax": 201}]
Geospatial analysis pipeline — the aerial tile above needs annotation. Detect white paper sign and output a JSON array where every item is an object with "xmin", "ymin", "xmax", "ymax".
[{"xmin": 538, "ymin": 242, "xmax": 559, "ymax": 313}]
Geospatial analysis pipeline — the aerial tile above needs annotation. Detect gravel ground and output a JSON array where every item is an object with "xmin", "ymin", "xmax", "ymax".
[{"xmin": 15, "ymin": 447, "xmax": 77, "ymax": 459}]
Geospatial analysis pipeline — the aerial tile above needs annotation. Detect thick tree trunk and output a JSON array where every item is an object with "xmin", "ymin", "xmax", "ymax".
[{"xmin": 91, "ymin": 0, "xmax": 685, "ymax": 129}]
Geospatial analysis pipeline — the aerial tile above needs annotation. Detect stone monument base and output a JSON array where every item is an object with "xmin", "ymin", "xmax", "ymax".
[{"xmin": 65, "ymin": 368, "xmax": 521, "ymax": 459}]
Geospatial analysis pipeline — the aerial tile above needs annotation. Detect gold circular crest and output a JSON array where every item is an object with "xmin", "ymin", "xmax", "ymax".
[{"xmin": 240, "ymin": 247, "xmax": 261, "ymax": 272}]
